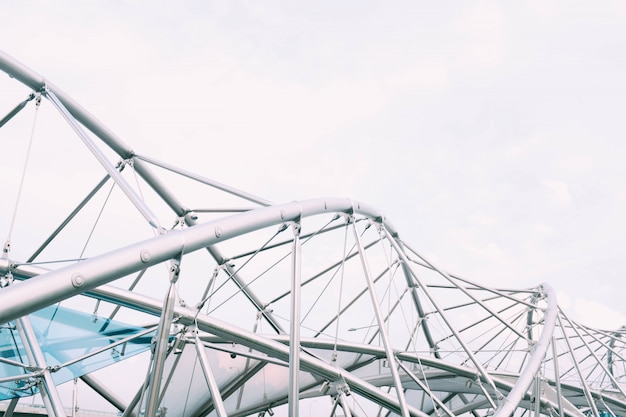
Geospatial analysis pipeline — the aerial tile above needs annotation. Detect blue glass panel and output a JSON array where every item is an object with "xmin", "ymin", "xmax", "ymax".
[
  {"xmin": 0, "ymin": 323, "xmax": 35, "ymax": 400},
  {"xmin": 0, "ymin": 305, "xmax": 154, "ymax": 400}
]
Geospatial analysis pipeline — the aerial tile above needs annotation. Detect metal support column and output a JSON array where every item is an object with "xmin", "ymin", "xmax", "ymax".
[
  {"xmin": 15, "ymin": 318, "xmax": 67, "ymax": 417},
  {"xmin": 143, "ymin": 259, "xmax": 180, "ymax": 417},
  {"xmin": 551, "ymin": 337, "xmax": 565, "ymax": 417},
  {"xmin": 194, "ymin": 330, "xmax": 228, "ymax": 417},
  {"xmin": 289, "ymin": 221, "xmax": 302, "ymax": 417}
]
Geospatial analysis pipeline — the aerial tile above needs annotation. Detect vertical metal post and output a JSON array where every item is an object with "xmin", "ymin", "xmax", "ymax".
[
  {"xmin": 551, "ymin": 337, "xmax": 565, "ymax": 417},
  {"xmin": 144, "ymin": 259, "xmax": 179, "ymax": 417},
  {"xmin": 289, "ymin": 221, "xmax": 302, "ymax": 417},
  {"xmin": 556, "ymin": 314, "xmax": 600, "ymax": 417},
  {"xmin": 352, "ymin": 220, "xmax": 410, "ymax": 417},
  {"xmin": 194, "ymin": 330, "xmax": 228, "ymax": 417},
  {"xmin": 533, "ymin": 373, "xmax": 541, "ymax": 417},
  {"xmin": 72, "ymin": 378, "xmax": 78, "ymax": 417},
  {"xmin": 15, "ymin": 317, "xmax": 67, "ymax": 417}
]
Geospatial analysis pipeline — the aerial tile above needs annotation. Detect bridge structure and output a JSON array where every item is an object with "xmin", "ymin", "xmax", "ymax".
[{"xmin": 0, "ymin": 50, "xmax": 623, "ymax": 417}]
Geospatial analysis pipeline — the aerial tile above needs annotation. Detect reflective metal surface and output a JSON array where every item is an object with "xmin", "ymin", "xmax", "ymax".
[{"xmin": 0, "ymin": 51, "xmax": 624, "ymax": 417}]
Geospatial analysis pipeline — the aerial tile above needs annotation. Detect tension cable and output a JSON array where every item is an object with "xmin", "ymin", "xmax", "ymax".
[
  {"xmin": 4, "ymin": 94, "xmax": 41, "ymax": 257},
  {"xmin": 0, "ymin": 93, "xmax": 35, "ymax": 129}
]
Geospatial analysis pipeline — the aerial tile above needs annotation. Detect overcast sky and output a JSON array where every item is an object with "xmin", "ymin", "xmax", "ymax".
[{"xmin": 2, "ymin": 1, "xmax": 626, "ymax": 329}]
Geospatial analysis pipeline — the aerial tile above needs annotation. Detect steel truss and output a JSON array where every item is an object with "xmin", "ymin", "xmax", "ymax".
[{"xmin": 0, "ymin": 50, "xmax": 623, "ymax": 417}]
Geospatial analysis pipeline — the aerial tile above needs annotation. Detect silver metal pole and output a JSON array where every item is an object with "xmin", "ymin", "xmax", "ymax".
[
  {"xmin": 397, "ymin": 361, "xmax": 456, "ymax": 417},
  {"xmin": 382, "ymin": 227, "xmax": 501, "ymax": 408},
  {"xmin": 134, "ymin": 154, "xmax": 272, "ymax": 207},
  {"xmin": 551, "ymin": 337, "xmax": 565, "ymax": 417},
  {"xmin": 15, "ymin": 318, "xmax": 67, "ymax": 417},
  {"xmin": 80, "ymin": 373, "xmax": 129, "ymax": 413},
  {"xmin": 72, "ymin": 378, "xmax": 77, "ymax": 417},
  {"xmin": 338, "ymin": 391, "xmax": 353, "ymax": 417},
  {"xmin": 556, "ymin": 313, "xmax": 600, "ymax": 417},
  {"xmin": 143, "ymin": 260, "xmax": 179, "ymax": 417},
  {"xmin": 194, "ymin": 330, "xmax": 229, "ymax": 417},
  {"xmin": 493, "ymin": 285, "xmax": 557, "ymax": 417},
  {"xmin": 289, "ymin": 222, "xmax": 302, "ymax": 417},
  {"xmin": 566, "ymin": 322, "xmax": 626, "ymax": 398},
  {"xmin": 352, "ymin": 220, "xmax": 410, "ymax": 417},
  {"xmin": 0, "ymin": 50, "xmax": 134, "ymax": 158},
  {"xmin": 44, "ymin": 89, "xmax": 161, "ymax": 229},
  {"xmin": 3, "ymin": 397, "xmax": 19, "ymax": 417},
  {"xmin": 0, "ymin": 198, "xmax": 386, "ymax": 325}
]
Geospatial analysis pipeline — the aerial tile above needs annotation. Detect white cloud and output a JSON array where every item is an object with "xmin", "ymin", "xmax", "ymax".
[
  {"xmin": 542, "ymin": 180, "xmax": 573, "ymax": 206},
  {"xmin": 571, "ymin": 298, "xmax": 626, "ymax": 330}
]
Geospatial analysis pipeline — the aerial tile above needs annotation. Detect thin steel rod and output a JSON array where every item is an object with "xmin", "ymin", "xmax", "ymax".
[
  {"xmin": 0, "ymin": 370, "xmax": 40, "ymax": 384},
  {"xmin": 397, "ymin": 241, "xmax": 442, "ymax": 359},
  {"xmin": 559, "ymin": 310, "xmax": 626, "ymax": 397},
  {"xmin": 0, "ymin": 93, "xmax": 35, "ymax": 128},
  {"xmin": 383, "ymin": 227, "xmax": 501, "ymax": 404},
  {"xmin": 135, "ymin": 153, "xmax": 272, "ymax": 206},
  {"xmin": 405, "ymin": 245, "xmax": 528, "ymax": 342},
  {"xmin": 352, "ymin": 220, "xmax": 410, "ymax": 417},
  {"xmin": 576, "ymin": 324, "xmax": 626, "ymax": 390},
  {"xmin": 556, "ymin": 313, "xmax": 601, "ymax": 417},
  {"xmin": 194, "ymin": 331, "xmax": 228, "ymax": 417},
  {"xmin": 44, "ymin": 90, "xmax": 161, "ymax": 229},
  {"xmin": 397, "ymin": 361, "xmax": 456, "ymax": 417},
  {"xmin": 15, "ymin": 317, "xmax": 67, "ymax": 417},
  {"xmin": 59, "ymin": 326, "xmax": 156, "ymax": 369},
  {"xmin": 401, "ymin": 241, "xmax": 541, "ymax": 308},
  {"xmin": 27, "ymin": 174, "xmax": 111, "ymax": 262},
  {"xmin": 551, "ymin": 337, "xmax": 565, "ymax": 417},
  {"xmin": 132, "ymin": 158, "xmax": 188, "ymax": 218}
]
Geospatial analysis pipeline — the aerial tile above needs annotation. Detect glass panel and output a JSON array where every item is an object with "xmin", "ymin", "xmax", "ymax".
[{"xmin": 0, "ymin": 305, "xmax": 154, "ymax": 400}]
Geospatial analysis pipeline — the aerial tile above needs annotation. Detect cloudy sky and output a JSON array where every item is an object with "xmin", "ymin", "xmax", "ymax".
[{"xmin": 1, "ymin": 1, "xmax": 626, "ymax": 329}]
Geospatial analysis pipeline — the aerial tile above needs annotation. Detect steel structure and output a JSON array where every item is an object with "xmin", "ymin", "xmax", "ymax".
[{"xmin": 0, "ymin": 50, "xmax": 624, "ymax": 417}]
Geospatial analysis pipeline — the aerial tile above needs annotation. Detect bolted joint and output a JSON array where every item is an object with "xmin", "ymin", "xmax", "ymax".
[
  {"xmin": 169, "ymin": 260, "xmax": 181, "ymax": 283},
  {"xmin": 71, "ymin": 273, "xmax": 85, "ymax": 288},
  {"xmin": 0, "ymin": 272, "xmax": 13, "ymax": 288},
  {"xmin": 291, "ymin": 222, "xmax": 301, "ymax": 236},
  {"xmin": 334, "ymin": 377, "xmax": 351, "ymax": 396},
  {"xmin": 184, "ymin": 211, "xmax": 198, "ymax": 225},
  {"xmin": 140, "ymin": 250, "xmax": 151, "ymax": 263}
]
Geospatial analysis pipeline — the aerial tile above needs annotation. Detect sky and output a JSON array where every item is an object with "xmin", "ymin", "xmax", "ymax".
[{"xmin": 1, "ymin": 0, "xmax": 626, "ymax": 331}]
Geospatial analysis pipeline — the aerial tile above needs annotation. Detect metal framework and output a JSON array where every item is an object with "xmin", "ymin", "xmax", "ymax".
[{"xmin": 0, "ymin": 50, "xmax": 624, "ymax": 417}]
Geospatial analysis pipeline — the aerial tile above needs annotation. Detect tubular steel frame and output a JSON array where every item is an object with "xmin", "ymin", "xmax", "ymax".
[{"xmin": 0, "ymin": 50, "xmax": 624, "ymax": 417}]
